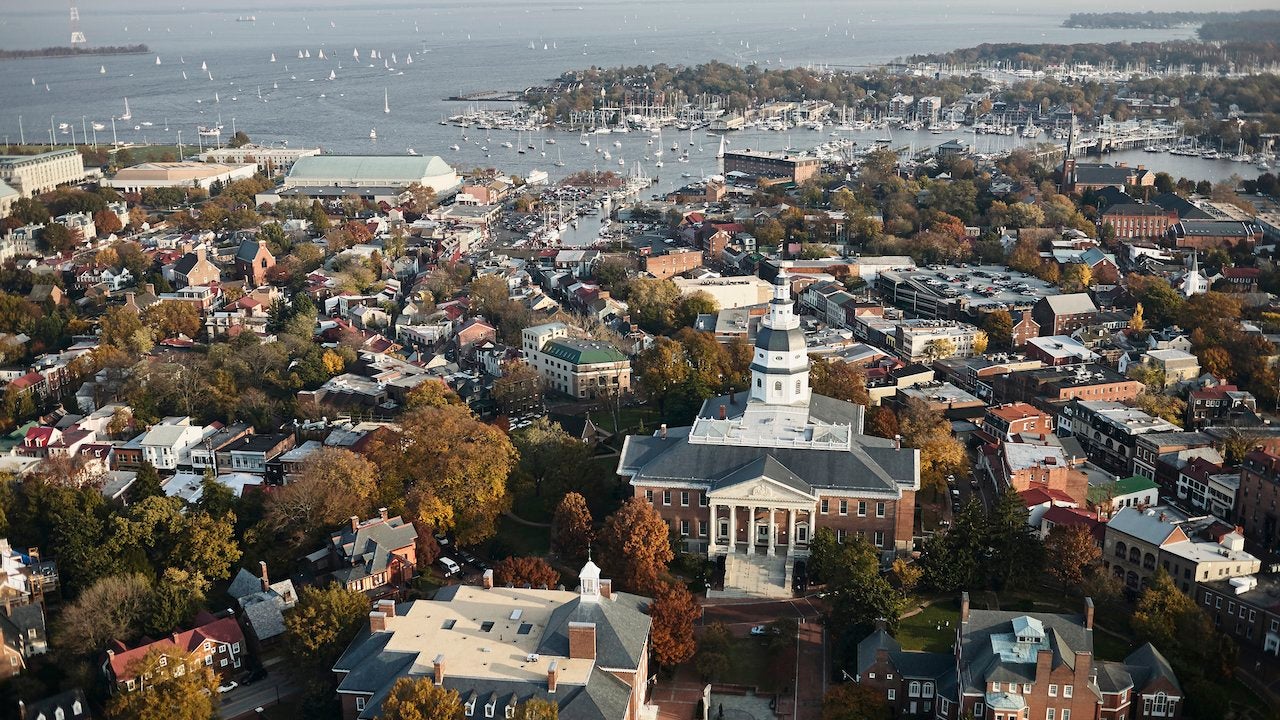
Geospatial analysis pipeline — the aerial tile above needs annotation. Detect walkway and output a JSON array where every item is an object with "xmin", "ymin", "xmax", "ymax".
[{"xmin": 708, "ymin": 554, "xmax": 790, "ymax": 599}]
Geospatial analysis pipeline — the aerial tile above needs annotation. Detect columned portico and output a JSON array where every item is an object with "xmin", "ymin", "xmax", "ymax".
[{"xmin": 709, "ymin": 498, "xmax": 815, "ymax": 558}]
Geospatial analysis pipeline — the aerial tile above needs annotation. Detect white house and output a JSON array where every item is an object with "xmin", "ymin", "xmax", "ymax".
[{"xmin": 138, "ymin": 417, "xmax": 208, "ymax": 470}]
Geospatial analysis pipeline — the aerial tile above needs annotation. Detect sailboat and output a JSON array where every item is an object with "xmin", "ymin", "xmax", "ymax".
[
  {"xmin": 100, "ymin": 65, "xmax": 106, "ymax": 74},
  {"xmin": 318, "ymin": 49, "xmax": 326, "ymax": 60},
  {"xmin": 200, "ymin": 60, "xmax": 207, "ymax": 71},
  {"xmin": 555, "ymin": 148, "xmax": 565, "ymax": 167},
  {"xmin": 354, "ymin": 49, "xmax": 360, "ymax": 60},
  {"xmin": 405, "ymin": 54, "xmax": 412, "ymax": 65},
  {"xmin": 270, "ymin": 53, "xmax": 277, "ymax": 62},
  {"xmin": 370, "ymin": 128, "xmax": 377, "ymax": 140},
  {"xmin": 384, "ymin": 88, "xmax": 390, "ymax": 114},
  {"xmin": 182, "ymin": 70, "xmax": 188, "ymax": 80},
  {"xmin": 391, "ymin": 52, "xmax": 397, "ymax": 64},
  {"xmin": 329, "ymin": 70, "xmax": 336, "ymax": 80},
  {"xmin": 155, "ymin": 56, "xmax": 161, "ymax": 65},
  {"xmin": 120, "ymin": 97, "xmax": 132, "ymax": 121}
]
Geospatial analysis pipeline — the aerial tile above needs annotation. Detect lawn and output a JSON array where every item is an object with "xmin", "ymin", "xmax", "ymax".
[
  {"xmin": 608, "ymin": 405, "xmax": 661, "ymax": 436},
  {"xmin": 717, "ymin": 636, "xmax": 774, "ymax": 688},
  {"xmin": 898, "ymin": 598, "xmax": 961, "ymax": 653},
  {"xmin": 487, "ymin": 514, "xmax": 551, "ymax": 558}
]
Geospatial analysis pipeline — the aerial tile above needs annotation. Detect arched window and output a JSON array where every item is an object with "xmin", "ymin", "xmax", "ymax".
[
  {"xmin": 1143, "ymin": 553, "xmax": 1156, "ymax": 570},
  {"xmin": 909, "ymin": 681, "xmax": 921, "ymax": 697},
  {"xmin": 1126, "ymin": 571, "xmax": 1139, "ymax": 589},
  {"xmin": 1128, "ymin": 547, "xmax": 1141, "ymax": 563},
  {"xmin": 795, "ymin": 379, "xmax": 802, "ymax": 394},
  {"xmin": 1114, "ymin": 541, "xmax": 1127, "ymax": 558},
  {"xmin": 774, "ymin": 381, "xmax": 782, "ymax": 392}
]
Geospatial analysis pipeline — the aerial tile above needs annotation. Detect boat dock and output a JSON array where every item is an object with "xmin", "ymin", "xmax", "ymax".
[{"xmin": 445, "ymin": 90, "xmax": 525, "ymax": 103}]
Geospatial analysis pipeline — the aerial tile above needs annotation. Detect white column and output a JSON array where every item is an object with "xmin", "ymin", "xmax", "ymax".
[
  {"xmin": 788, "ymin": 508, "xmax": 797, "ymax": 556},
  {"xmin": 708, "ymin": 504, "xmax": 718, "ymax": 551},
  {"xmin": 767, "ymin": 508, "xmax": 776, "ymax": 557},
  {"xmin": 729, "ymin": 505, "xmax": 737, "ymax": 553},
  {"xmin": 749, "ymin": 508, "xmax": 757, "ymax": 555}
]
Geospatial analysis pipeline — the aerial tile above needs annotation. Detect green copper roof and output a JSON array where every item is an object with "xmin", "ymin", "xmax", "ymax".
[
  {"xmin": 542, "ymin": 338, "xmax": 627, "ymax": 365},
  {"xmin": 1088, "ymin": 475, "xmax": 1158, "ymax": 504}
]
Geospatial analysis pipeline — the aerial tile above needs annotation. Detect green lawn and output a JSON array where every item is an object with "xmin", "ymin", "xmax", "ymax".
[
  {"xmin": 488, "ymin": 514, "xmax": 551, "ymax": 558},
  {"xmin": 898, "ymin": 598, "xmax": 961, "ymax": 653},
  {"xmin": 609, "ymin": 405, "xmax": 661, "ymax": 435},
  {"xmin": 1092, "ymin": 628, "xmax": 1138, "ymax": 662},
  {"xmin": 719, "ymin": 636, "xmax": 773, "ymax": 687}
]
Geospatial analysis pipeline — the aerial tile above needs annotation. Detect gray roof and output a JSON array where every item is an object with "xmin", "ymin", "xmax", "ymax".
[
  {"xmin": 1105, "ymin": 508, "xmax": 1180, "ymax": 546},
  {"xmin": 753, "ymin": 323, "xmax": 805, "ymax": 356},
  {"xmin": 856, "ymin": 628, "xmax": 952, "ymax": 681},
  {"xmin": 959, "ymin": 609, "xmax": 1093, "ymax": 694},
  {"xmin": 327, "ymin": 517, "xmax": 418, "ymax": 584},
  {"xmin": 1123, "ymin": 643, "xmax": 1181, "ymax": 692},
  {"xmin": 287, "ymin": 155, "xmax": 454, "ymax": 182},
  {"xmin": 1041, "ymin": 293, "xmax": 1098, "ymax": 316},
  {"xmin": 535, "ymin": 592, "xmax": 653, "ymax": 669},
  {"xmin": 19, "ymin": 689, "xmax": 89, "ymax": 720},
  {"xmin": 236, "ymin": 237, "xmax": 267, "ymax": 263},
  {"xmin": 714, "ymin": 455, "xmax": 813, "ymax": 496}
]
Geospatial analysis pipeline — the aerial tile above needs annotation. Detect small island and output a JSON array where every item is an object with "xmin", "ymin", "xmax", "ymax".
[{"xmin": 0, "ymin": 43, "xmax": 148, "ymax": 60}]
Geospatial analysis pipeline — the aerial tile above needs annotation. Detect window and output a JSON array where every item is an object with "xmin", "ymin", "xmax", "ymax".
[
  {"xmin": 873, "ymin": 531, "xmax": 884, "ymax": 547},
  {"xmin": 887, "ymin": 689, "xmax": 896, "ymax": 701},
  {"xmin": 820, "ymin": 499, "xmax": 829, "ymax": 514},
  {"xmin": 700, "ymin": 494, "xmax": 709, "ymax": 507},
  {"xmin": 680, "ymin": 520, "xmax": 689, "ymax": 536},
  {"xmin": 159, "ymin": 656, "xmax": 168, "ymax": 668},
  {"xmin": 924, "ymin": 683, "xmax": 934, "ymax": 698},
  {"xmin": 356, "ymin": 698, "xmax": 368, "ymax": 713},
  {"xmin": 975, "ymin": 703, "xmax": 984, "ymax": 717},
  {"xmin": 839, "ymin": 500, "xmax": 849, "ymax": 516},
  {"xmin": 699, "ymin": 521, "xmax": 707, "ymax": 537},
  {"xmin": 205, "ymin": 656, "xmax": 213, "ymax": 666},
  {"xmin": 1062, "ymin": 711, "xmax": 1070, "ymax": 720},
  {"xmin": 506, "ymin": 707, "xmax": 515, "ymax": 719},
  {"xmin": 663, "ymin": 490, "xmax": 671, "ymax": 506},
  {"xmin": 909, "ymin": 681, "xmax": 921, "ymax": 697},
  {"xmin": 857, "ymin": 501, "xmax": 866, "ymax": 517},
  {"xmin": 680, "ymin": 491, "xmax": 689, "ymax": 507},
  {"xmin": 836, "ymin": 529, "xmax": 847, "ymax": 543},
  {"xmin": 876, "ymin": 502, "xmax": 886, "ymax": 518},
  {"xmin": 1046, "ymin": 710, "xmax": 1055, "ymax": 720},
  {"xmin": 466, "ymin": 700, "xmax": 476, "ymax": 717},
  {"xmin": 645, "ymin": 489, "xmax": 653, "ymax": 503},
  {"xmin": 1048, "ymin": 685, "xmax": 1058, "ymax": 697},
  {"xmin": 485, "ymin": 702, "xmax": 496, "ymax": 718},
  {"xmin": 1064, "ymin": 686, "xmax": 1072, "ymax": 699},
  {"xmin": 231, "ymin": 642, "xmax": 240, "ymax": 654},
  {"xmin": 775, "ymin": 381, "xmax": 782, "ymax": 392},
  {"xmin": 940, "ymin": 699, "xmax": 949, "ymax": 715},
  {"xmin": 220, "ymin": 658, "xmax": 228, "ymax": 667}
]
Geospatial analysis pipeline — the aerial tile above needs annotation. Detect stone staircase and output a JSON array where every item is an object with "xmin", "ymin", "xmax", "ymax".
[{"xmin": 708, "ymin": 551, "xmax": 792, "ymax": 599}]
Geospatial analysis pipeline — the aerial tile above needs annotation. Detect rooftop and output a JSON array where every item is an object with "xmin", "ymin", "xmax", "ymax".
[{"xmin": 287, "ymin": 155, "xmax": 454, "ymax": 181}]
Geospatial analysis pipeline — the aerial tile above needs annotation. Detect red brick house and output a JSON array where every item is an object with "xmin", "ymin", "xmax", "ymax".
[
  {"xmin": 104, "ymin": 613, "xmax": 245, "ymax": 691},
  {"xmin": 1011, "ymin": 310, "xmax": 1039, "ymax": 348},
  {"xmin": 855, "ymin": 594, "xmax": 1182, "ymax": 720},
  {"xmin": 307, "ymin": 509, "xmax": 418, "ymax": 596},
  {"xmin": 235, "ymin": 238, "xmax": 276, "ymax": 287},
  {"xmin": 172, "ymin": 246, "xmax": 221, "ymax": 289}
]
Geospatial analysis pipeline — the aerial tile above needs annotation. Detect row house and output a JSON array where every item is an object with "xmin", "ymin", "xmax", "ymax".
[
  {"xmin": 1176, "ymin": 457, "xmax": 1239, "ymax": 520},
  {"xmin": 1186, "ymin": 383, "xmax": 1260, "ymax": 429},
  {"xmin": 854, "ymin": 594, "xmax": 1183, "ymax": 720},
  {"xmin": 991, "ymin": 365, "xmax": 1142, "ymax": 408},
  {"xmin": 1196, "ymin": 574, "xmax": 1280, "ymax": 657},
  {"xmin": 1131, "ymin": 432, "xmax": 1216, "ymax": 493},
  {"xmin": 1061, "ymin": 401, "xmax": 1178, "ymax": 477},
  {"xmin": 1237, "ymin": 449, "xmax": 1280, "ymax": 552}
]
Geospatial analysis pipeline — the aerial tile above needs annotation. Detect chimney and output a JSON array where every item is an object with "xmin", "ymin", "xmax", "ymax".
[
  {"xmin": 1084, "ymin": 597, "xmax": 1095, "ymax": 630},
  {"xmin": 568, "ymin": 621, "xmax": 596, "ymax": 660},
  {"xmin": 718, "ymin": 405, "xmax": 727, "ymax": 420},
  {"xmin": 482, "ymin": 569, "xmax": 494, "ymax": 589},
  {"xmin": 894, "ymin": 434, "xmax": 902, "ymax": 450},
  {"xmin": 369, "ymin": 611, "xmax": 387, "ymax": 633},
  {"xmin": 547, "ymin": 660, "xmax": 559, "ymax": 693},
  {"xmin": 433, "ymin": 654, "xmax": 445, "ymax": 686},
  {"xmin": 195, "ymin": 246, "xmax": 206, "ymax": 262},
  {"xmin": 145, "ymin": 283, "xmax": 156, "ymax": 295},
  {"xmin": 659, "ymin": 424, "xmax": 668, "ymax": 439},
  {"xmin": 377, "ymin": 598, "xmax": 396, "ymax": 618},
  {"xmin": 350, "ymin": 515, "xmax": 360, "ymax": 532},
  {"xmin": 171, "ymin": 631, "xmax": 181, "ymax": 643},
  {"xmin": 259, "ymin": 560, "xmax": 270, "ymax": 592},
  {"xmin": 378, "ymin": 507, "xmax": 389, "ymax": 521},
  {"xmin": 960, "ymin": 592, "xmax": 970, "ymax": 623},
  {"xmin": 599, "ymin": 579, "xmax": 612, "ymax": 600}
]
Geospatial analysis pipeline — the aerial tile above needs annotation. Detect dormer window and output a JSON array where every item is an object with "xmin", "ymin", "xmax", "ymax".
[
  {"xmin": 505, "ymin": 707, "xmax": 515, "ymax": 719},
  {"xmin": 465, "ymin": 700, "xmax": 477, "ymax": 717},
  {"xmin": 485, "ymin": 702, "xmax": 496, "ymax": 718}
]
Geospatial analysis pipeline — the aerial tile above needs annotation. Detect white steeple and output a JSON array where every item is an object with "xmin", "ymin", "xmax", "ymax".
[
  {"xmin": 578, "ymin": 555, "xmax": 601, "ymax": 602},
  {"xmin": 748, "ymin": 268, "xmax": 810, "ymax": 406}
]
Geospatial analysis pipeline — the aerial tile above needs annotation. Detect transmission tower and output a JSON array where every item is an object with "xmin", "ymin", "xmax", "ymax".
[{"xmin": 69, "ymin": 1, "xmax": 86, "ymax": 46}]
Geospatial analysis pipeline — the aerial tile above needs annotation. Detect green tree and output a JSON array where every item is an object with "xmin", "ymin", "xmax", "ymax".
[
  {"xmin": 513, "ymin": 417, "xmax": 591, "ymax": 498},
  {"xmin": 821, "ymin": 683, "xmax": 891, "ymax": 720},
  {"xmin": 635, "ymin": 337, "xmax": 690, "ymax": 417},
  {"xmin": 380, "ymin": 676, "xmax": 464, "ymax": 720},
  {"xmin": 674, "ymin": 290, "xmax": 719, "ymax": 329},
  {"xmin": 41, "ymin": 223, "xmax": 76, "ymax": 254},
  {"xmin": 986, "ymin": 486, "xmax": 1043, "ymax": 590},
  {"xmin": 627, "ymin": 277, "xmax": 681, "ymax": 332},
  {"xmin": 130, "ymin": 460, "xmax": 164, "ymax": 503}
]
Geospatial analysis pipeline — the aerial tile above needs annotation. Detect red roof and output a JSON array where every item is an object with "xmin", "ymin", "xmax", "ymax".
[
  {"xmin": 1042, "ymin": 505, "xmax": 1101, "ymax": 529},
  {"xmin": 1189, "ymin": 383, "xmax": 1239, "ymax": 400},
  {"xmin": 1224, "ymin": 267, "xmax": 1261, "ymax": 279},
  {"xmin": 1020, "ymin": 486, "xmax": 1076, "ymax": 507},
  {"xmin": 108, "ymin": 616, "xmax": 244, "ymax": 681},
  {"xmin": 24, "ymin": 426, "xmax": 57, "ymax": 447},
  {"xmin": 9, "ymin": 371, "xmax": 45, "ymax": 391},
  {"xmin": 711, "ymin": 222, "xmax": 747, "ymax": 234}
]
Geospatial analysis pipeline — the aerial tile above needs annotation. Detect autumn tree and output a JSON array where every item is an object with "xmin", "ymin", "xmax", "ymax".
[
  {"xmin": 1061, "ymin": 263, "xmax": 1093, "ymax": 292},
  {"xmin": 1129, "ymin": 303, "xmax": 1146, "ymax": 332},
  {"xmin": 285, "ymin": 583, "xmax": 371, "ymax": 683},
  {"xmin": 380, "ymin": 676, "xmax": 464, "ymax": 720},
  {"xmin": 265, "ymin": 447, "xmax": 379, "ymax": 545},
  {"xmin": 551, "ymin": 492, "xmax": 594, "ymax": 565},
  {"xmin": 648, "ymin": 581, "xmax": 699, "ymax": 667},
  {"xmin": 405, "ymin": 378, "xmax": 464, "ymax": 410},
  {"xmin": 627, "ymin": 277, "xmax": 681, "ymax": 332},
  {"xmin": 94, "ymin": 208, "xmax": 124, "ymax": 236},
  {"xmin": 983, "ymin": 310, "xmax": 1014, "ymax": 350},
  {"xmin": 597, "ymin": 497, "xmax": 673, "ymax": 593},
  {"xmin": 890, "ymin": 558, "xmax": 922, "ymax": 594},
  {"xmin": 809, "ymin": 357, "xmax": 870, "ymax": 405},
  {"xmin": 1132, "ymin": 569, "xmax": 1236, "ymax": 681},
  {"xmin": 821, "ymin": 684, "xmax": 891, "ymax": 720},
  {"xmin": 1044, "ymin": 524, "xmax": 1102, "ymax": 586},
  {"xmin": 673, "ymin": 290, "xmax": 719, "ymax": 329},
  {"xmin": 106, "ymin": 648, "xmax": 217, "ymax": 720},
  {"xmin": 922, "ymin": 338, "xmax": 956, "ymax": 362},
  {"xmin": 635, "ymin": 336, "xmax": 690, "ymax": 417},
  {"xmin": 141, "ymin": 300, "xmax": 202, "ymax": 340},
  {"xmin": 897, "ymin": 398, "xmax": 968, "ymax": 493},
  {"xmin": 972, "ymin": 330, "xmax": 989, "ymax": 355},
  {"xmin": 493, "ymin": 556, "xmax": 560, "ymax": 589},
  {"xmin": 492, "ymin": 359, "xmax": 543, "ymax": 415},
  {"xmin": 514, "ymin": 699, "xmax": 559, "ymax": 720},
  {"xmin": 395, "ymin": 403, "xmax": 517, "ymax": 545}
]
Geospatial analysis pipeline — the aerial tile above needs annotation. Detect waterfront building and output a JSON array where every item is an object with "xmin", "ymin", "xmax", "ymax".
[
  {"xmin": 104, "ymin": 162, "xmax": 257, "ymax": 192},
  {"xmin": 283, "ymin": 155, "xmax": 460, "ymax": 194},
  {"xmin": 198, "ymin": 144, "xmax": 321, "ymax": 173}
]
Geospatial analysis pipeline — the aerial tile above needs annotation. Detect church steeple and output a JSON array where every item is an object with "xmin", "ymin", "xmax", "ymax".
[{"xmin": 748, "ymin": 268, "xmax": 810, "ymax": 406}]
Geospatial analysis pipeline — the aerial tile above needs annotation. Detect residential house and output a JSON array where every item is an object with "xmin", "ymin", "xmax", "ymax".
[
  {"xmin": 215, "ymin": 433, "xmax": 295, "ymax": 475},
  {"xmin": 15, "ymin": 689, "xmax": 91, "ymax": 720},
  {"xmin": 1237, "ymin": 449, "xmax": 1280, "ymax": 551},
  {"xmin": 331, "ymin": 562, "xmax": 653, "ymax": 720},
  {"xmin": 306, "ymin": 509, "xmax": 418, "ymax": 596},
  {"xmin": 1176, "ymin": 457, "xmax": 1239, "ymax": 520},
  {"xmin": 853, "ymin": 593, "xmax": 1183, "ymax": 720},
  {"xmin": 1187, "ymin": 383, "xmax": 1260, "ymax": 429},
  {"xmin": 171, "ymin": 246, "xmax": 220, "ymax": 289},
  {"xmin": 1011, "ymin": 310, "xmax": 1040, "ymax": 348},
  {"xmin": 1103, "ymin": 507, "xmax": 1259, "ymax": 595},
  {"xmin": 1061, "ymin": 401, "xmax": 1178, "ymax": 477},
  {"xmin": 104, "ymin": 613, "xmax": 246, "ymax": 691},
  {"xmin": 1087, "ymin": 476, "xmax": 1159, "ymax": 520},
  {"xmin": 227, "ymin": 561, "xmax": 297, "ymax": 645},
  {"xmin": 976, "ymin": 403, "xmax": 1054, "ymax": 444},
  {"xmin": 137, "ymin": 417, "xmax": 208, "ymax": 470},
  {"xmin": 1140, "ymin": 350, "xmax": 1200, "ymax": 388},
  {"xmin": 1132, "ymin": 432, "xmax": 1217, "ymax": 492}
]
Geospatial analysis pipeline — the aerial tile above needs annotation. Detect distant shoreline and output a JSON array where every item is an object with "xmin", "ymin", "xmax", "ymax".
[{"xmin": 0, "ymin": 44, "xmax": 149, "ymax": 61}]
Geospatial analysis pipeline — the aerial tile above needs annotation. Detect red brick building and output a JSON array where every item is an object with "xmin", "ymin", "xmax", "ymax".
[
  {"xmin": 1238, "ymin": 449, "xmax": 1280, "ymax": 551},
  {"xmin": 642, "ymin": 249, "xmax": 702, "ymax": 280},
  {"xmin": 105, "ymin": 613, "xmax": 246, "ymax": 691},
  {"xmin": 854, "ymin": 594, "xmax": 1183, "ymax": 720},
  {"xmin": 1102, "ymin": 204, "xmax": 1178, "ymax": 240},
  {"xmin": 307, "ymin": 510, "xmax": 418, "ymax": 596}
]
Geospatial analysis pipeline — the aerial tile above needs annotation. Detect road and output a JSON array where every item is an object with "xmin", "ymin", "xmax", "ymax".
[{"xmin": 219, "ymin": 675, "xmax": 299, "ymax": 719}]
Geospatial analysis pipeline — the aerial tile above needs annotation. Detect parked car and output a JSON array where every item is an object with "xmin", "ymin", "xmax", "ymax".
[
  {"xmin": 750, "ymin": 625, "xmax": 779, "ymax": 636},
  {"xmin": 438, "ymin": 557, "xmax": 461, "ymax": 577},
  {"xmin": 218, "ymin": 682, "xmax": 239, "ymax": 694}
]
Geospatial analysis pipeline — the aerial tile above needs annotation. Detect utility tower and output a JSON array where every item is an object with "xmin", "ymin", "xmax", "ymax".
[{"xmin": 69, "ymin": 1, "xmax": 87, "ymax": 46}]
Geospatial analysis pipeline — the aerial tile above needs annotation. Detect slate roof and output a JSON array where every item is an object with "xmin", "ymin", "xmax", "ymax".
[
  {"xmin": 535, "ymin": 592, "xmax": 653, "ymax": 669},
  {"xmin": 1123, "ymin": 643, "xmax": 1181, "ymax": 692},
  {"xmin": 326, "ymin": 516, "xmax": 418, "ymax": 584},
  {"xmin": 0, "ymin": 602, "xmax": 45, "ymax": 654},
  {"xmin": 959, "ymin": 610, "xmax": 1093, "ymax": 694},
  {"xmin": 20, "ymin": 689, "xmax": 90, "ymax": 720},
  {"xmin": 855, "ymin": 628, "xmax": 953, "ymax": 681},
  {"xmin": 235, "ymin": 237, "xmax": 268, "ymax": 263}
]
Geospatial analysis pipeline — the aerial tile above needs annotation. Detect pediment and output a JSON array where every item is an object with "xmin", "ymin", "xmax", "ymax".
[{"xmin": 709, "ymin": 475, "xmax": 815, "ymax": 502}]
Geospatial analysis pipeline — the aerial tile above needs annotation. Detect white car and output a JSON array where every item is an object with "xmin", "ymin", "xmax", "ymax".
[
  {"xmin": 438, "ymin": 557, "xmax": 461, "ymax": 577},
  {"xmin": 749, "ymin": 625, "xmax": 778, "ymax": 636},
  {"xmin": 218, "ymin": 681, "xmax": 239, "ymax": 694}
]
